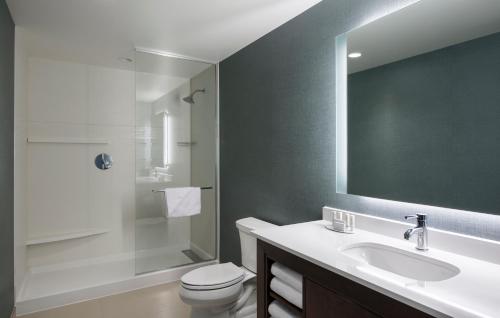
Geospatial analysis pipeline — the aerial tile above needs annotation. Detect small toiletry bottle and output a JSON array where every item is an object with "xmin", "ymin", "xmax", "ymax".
[
  {"xmin": 334, "ymin": 210, "xmax": 343, "ymax": 221},
  {"xmin": 332, "ymin": 211, "xmax": 345, "ymax": 232},
  {"xmin": 346, "ymin": 214, "xmax": 355, "ymax": 232}
]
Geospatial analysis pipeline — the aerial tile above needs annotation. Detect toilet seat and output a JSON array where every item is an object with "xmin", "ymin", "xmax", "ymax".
[
  {"xmin": 179, "ymin": 218, "xmax": 276, "ymax": 317},
  {"xmin": 181, "ymin": 263, "xmax": 245, "ymax": 291}
]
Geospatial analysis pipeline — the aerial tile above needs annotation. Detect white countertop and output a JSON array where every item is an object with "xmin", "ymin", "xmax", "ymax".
[{"xmin": 254, "ymin": 219, "xmax": 500, "ymax": 318}]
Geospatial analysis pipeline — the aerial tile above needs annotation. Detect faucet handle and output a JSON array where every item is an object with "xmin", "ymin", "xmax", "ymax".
[{"xmin": 405, "ymin": 213, "xmax": 427, "ymax": 224}]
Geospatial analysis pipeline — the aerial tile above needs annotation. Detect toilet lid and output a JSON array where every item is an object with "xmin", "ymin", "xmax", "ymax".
[{"xmin": 181, "ymin": 263, "xmax": 245, "ymax": 290}]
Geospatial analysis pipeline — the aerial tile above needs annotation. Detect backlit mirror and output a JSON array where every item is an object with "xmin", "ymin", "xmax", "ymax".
[{"xmin": 336, "ymin": 0, "xmax": 500, "ymax": 215}]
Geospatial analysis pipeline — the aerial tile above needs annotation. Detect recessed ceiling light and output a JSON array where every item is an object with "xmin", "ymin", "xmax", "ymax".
[
  {"xmin": 348, "ymin": 52, "xmax": 362, "ymax": 59},
  {"xmin": 118, "ymin": 57, "xmax": 133, "ymax": 63}
]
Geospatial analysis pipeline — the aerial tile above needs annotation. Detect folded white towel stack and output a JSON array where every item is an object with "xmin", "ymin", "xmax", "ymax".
[
  {"xmin": 270, "ymin": 278, "xmax": 302, "ymax": 309},
  {"xmin": 271, "ymin": 262, "xmax": 302, "ymax": 292},
  {"xmin": 163, "ymin": 187, "xmax": 201, "ymax": 218},
  {"xmin": 268, "ymin": 300, "xmax": 301, "ymax": 318}
]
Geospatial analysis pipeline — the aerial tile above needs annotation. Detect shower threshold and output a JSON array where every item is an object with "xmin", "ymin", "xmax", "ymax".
[{"xmin": 16, "ymin": 256, "xmax": 216, "ymax": 315}]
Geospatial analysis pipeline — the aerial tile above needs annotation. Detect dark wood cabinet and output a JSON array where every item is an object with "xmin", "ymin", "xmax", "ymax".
[
  {"xmin": 257, "ymin": 239, "xmax": 436, "ymax": 318},
  {"xmin": 305, "ymin": 279, "xmax": 380, "ymax": 318}
]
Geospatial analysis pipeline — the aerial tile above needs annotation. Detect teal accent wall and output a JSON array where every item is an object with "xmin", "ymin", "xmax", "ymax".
[
  {"xmin": 219, "ymin": 0, "xmax": 500, "ymax": 265},
  {"xmin": 0, "ymin": 1, "xmax": 14, "ymax": 317},
  {"xmin": 219, "ymin": 0, "xmax": 419, "ymax": 264}
]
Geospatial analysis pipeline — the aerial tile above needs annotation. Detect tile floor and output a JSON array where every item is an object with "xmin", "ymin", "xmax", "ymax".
[{"xmin": 20, "ymin": 282, "xmax": 191, "ymax": 318}]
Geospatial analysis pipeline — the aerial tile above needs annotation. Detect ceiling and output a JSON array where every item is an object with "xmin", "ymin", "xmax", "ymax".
[
  {"xmin": 347, "ymin": 0, "xmax": 500, "ymax": 73},
  {"xmin": 6, "ymin": 0, "xmax": 321, "ymax": 66}
]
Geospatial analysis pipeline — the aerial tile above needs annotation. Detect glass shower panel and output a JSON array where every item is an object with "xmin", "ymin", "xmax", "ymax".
[{"xmin": 134, "ymin": 51, "xmax": 217, "ymax": 275}]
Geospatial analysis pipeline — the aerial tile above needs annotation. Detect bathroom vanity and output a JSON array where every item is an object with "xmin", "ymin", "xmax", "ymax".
[
  {"xmin": 257, "ymin": 239, "xmax": 432, "ymax": 318},
  {"xmin": 254, "ymin": 209, "xmax": 500, "ymax": 318}
]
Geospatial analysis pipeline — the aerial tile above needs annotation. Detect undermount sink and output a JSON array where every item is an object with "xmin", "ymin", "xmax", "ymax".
[{"xmin": 341, "ymin": 243, "xmax": 460, "ymax": 282}]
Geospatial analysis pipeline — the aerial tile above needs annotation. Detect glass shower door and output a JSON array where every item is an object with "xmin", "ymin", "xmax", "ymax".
[{"xmin": 134, "ymin": 51, "xmax": 217, "ymax": 274}]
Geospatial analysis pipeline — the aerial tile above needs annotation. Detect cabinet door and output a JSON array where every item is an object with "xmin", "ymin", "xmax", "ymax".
[{"xmin": 305, "ymin": 279, "xmax": 380, "ymax": 318}]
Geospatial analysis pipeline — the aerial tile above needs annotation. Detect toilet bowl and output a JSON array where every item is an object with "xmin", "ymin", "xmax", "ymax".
[{"xmin": 179, "ymin": 217, "xmax": 277, "ymax": 318}]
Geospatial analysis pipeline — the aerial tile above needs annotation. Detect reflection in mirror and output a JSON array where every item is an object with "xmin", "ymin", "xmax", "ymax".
[{"xmin": 337, "ymin": 0, "xmax": 500, "ymax": 215}]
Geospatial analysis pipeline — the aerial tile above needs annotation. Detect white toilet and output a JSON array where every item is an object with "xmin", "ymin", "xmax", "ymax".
[{"xmin": 179, "ymin": 217, "xmax": 277, "ymax": 318}]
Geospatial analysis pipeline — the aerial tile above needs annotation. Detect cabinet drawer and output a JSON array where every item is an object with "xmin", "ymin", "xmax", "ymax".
[{"xmin": 305, "ymin": 279, "xmax": 380, "ymax": 318}]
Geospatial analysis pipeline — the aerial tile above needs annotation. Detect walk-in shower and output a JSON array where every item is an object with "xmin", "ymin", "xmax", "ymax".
[
  {"xmin": 134, "ymin": 51, "xmax": 217, "ymax": 275},
  {"xmin": 13, "ymin": 31, "xmax": 218, "ymax": 314}
]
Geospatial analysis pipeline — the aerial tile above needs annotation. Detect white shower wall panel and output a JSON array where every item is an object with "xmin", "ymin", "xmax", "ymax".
[
  {"xmin": 26, "ymin": 57, "xmax": 136, "ymax": 269},
  {"xmin": 28, "ymin": 59, "xmax": 88, "ymax": 124}
]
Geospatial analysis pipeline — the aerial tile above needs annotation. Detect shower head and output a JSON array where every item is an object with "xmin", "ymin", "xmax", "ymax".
[
  {"xmin": 182, "ymin": 96, "xmax": 195, "ymax": 104},
  {"xmin": 182, "ymin": 89, "xmax": 206, "ymax": 104}
]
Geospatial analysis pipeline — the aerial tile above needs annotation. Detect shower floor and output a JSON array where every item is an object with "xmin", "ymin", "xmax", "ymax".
[
  {"xmin": 20, "ymin": 256, "xmax": 135, "ymax": 301},
  {"xmin": 18, "ymin": 247, "xmax": 204, "ymax": 307},
  {"xmin": 135, "ymin": 247, "xmax": 196, "ymax": 274}
]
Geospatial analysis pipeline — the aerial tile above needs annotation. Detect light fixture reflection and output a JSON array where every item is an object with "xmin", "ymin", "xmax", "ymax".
[{"xmin": 348, "ymin": 52, "xmax": 362, "ymax": 59}]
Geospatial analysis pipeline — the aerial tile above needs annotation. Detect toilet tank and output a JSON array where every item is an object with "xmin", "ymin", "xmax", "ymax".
[{"xmin": 236, "ymin": 217, "xmax": 277, "ymax": 273}]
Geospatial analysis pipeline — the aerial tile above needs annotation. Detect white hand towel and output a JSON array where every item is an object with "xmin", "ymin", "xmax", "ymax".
[
  {"xmin": 270, "ymin": 278, "xmax": 303, "ymax": 309},
  {"xmin": 268, "ymin": 300, "xmax": 301, "ymax": 318},
  {"xmin": 271, "ymin": 262, "xmax": 302, "ymax": 292},
  {"xmin": 163, "ymin": 187, "xmax": 201, "ymax": 218}
]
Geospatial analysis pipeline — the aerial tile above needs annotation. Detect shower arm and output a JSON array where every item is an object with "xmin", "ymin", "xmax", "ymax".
[{"xmin": 191, "ymin": 89, "xmax": 205, "ymax": 95}]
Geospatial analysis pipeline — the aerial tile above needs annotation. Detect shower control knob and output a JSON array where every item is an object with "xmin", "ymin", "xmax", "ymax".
[{"xmin": 95, "ymin": 153, "xmax": 113, "ymax": 170}]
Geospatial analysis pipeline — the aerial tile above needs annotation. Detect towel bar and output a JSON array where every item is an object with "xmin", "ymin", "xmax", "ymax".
[{"xmin": 152, "ymin": 187, "xmax": 213, "ymax": 193}]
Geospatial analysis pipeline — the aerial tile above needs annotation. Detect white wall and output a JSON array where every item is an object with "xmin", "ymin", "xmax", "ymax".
[
  {"xmin": 24, "ymin": 57, "xmax": 136, "ymax": 269},
  {"xmin": 14, "ymin": 27, "xmax": 29, "ymax": 298}
]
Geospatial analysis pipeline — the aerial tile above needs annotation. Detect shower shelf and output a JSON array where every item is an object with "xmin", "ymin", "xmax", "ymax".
[
  {"xmin": 135, "ymin": 217, "xmax": 166, "ymax": 226},
  {"xmin": 26, "ymin": 228, "xmax": 110, "ymax": 246},
  {"xmin": 27, "ymin": 137, "xmax": 109, "ymax": 144},
  {"xmin": 177, "ymin": 141, "xmax": 196, "ymax": 146}
]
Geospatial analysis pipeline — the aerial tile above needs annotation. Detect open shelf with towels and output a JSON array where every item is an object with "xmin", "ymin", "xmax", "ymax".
[
  {"xmin": 269, "ymin": 291, "xmax": 303, "ymax": 317},
  {"xmin": 26, "ymin": 228, "xmax": 110, "ymax": 246},
  {"xmin": 27, "ymin": 137, "xmax": 109, "ymax": 144}
]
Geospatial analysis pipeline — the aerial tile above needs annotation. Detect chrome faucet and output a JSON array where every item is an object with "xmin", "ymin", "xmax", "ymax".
[{"xmin": 404, "ymin": 214, "xmax": 428, "ymax": 251}]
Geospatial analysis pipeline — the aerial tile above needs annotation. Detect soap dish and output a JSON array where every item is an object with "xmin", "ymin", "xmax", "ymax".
[{"xmin": 325, "ymin": 224, "xmax": 354, "ymax": 234}]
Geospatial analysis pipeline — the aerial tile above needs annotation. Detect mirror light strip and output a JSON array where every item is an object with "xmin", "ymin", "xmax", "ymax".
[{"xmin": 336, "ymin": 33, "xmax": 348, "ymax": 194}]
